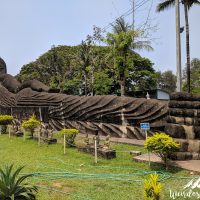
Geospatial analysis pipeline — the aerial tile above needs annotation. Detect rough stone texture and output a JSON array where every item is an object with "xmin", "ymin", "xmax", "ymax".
[
  {"xmin": 165, "ymin": 92, "xmax": 200, "ymax": 159},
  {"xmin": 18, "ymin": 79, "xmax": 50, "ymax": 92},
  {"xmin": 0, "ymin": 74, "xmax": 21, "ymax": 93},
  {"xmin": 78, "ymin": 145, "xmax": 116, "ymax": 159},
  {"xmin": 0, "ymin": 57, "xmax": 7, "ymax": 74}
]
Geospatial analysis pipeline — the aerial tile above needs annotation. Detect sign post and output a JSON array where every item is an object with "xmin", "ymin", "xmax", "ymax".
[{"xmin": 140, "ymin": 122, "xmax": 151, "ymax": 167}]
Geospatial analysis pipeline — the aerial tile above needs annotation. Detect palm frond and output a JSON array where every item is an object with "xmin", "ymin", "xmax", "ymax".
[
  {"xmin": 187, "ymin": 0, "xmax": 200, "ymax": 9},
  {"xmin": 157, "ymin": 0, "xmax": 175, "ymax": 12},
  {"xmin": 133, "ymin": 41, "xmax": 154, "ymax": 51}
]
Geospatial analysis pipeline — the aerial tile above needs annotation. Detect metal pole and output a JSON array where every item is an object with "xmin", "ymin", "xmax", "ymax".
[
  {"xmin": 176, "ymin": 0, "xmax": 182, "ymax": 92},
  {"xmin": 132, "ymin": 0, "xmax": 134, "ymax": 32},
  {"xmin": 94, "ymin": 137, "xmax": 98, "ymax": 164},
  {"xmin": 145, "ymin": 130, "xmax": 151, "ymax": 167}
]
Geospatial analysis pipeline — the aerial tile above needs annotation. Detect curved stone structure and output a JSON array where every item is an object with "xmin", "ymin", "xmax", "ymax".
[
  {"xmin": 1, "ymin": 57, "xmax": 200, "ymax": 160},
  {"xmin": 0, "ymin": 57, "xmax": 7, "ymax": 74},
  {"xmin": 0, "ymin": 57, "xmax": 168, "ymax": 139}
]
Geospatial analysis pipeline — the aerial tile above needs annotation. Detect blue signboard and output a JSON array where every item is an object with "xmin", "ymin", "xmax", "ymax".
[{"xmin": 140, "ymin": 123, "xmax": 150, "ymax": 130}]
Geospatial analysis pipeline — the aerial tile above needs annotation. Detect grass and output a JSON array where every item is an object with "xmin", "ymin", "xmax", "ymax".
[{"xmin": 0, "ymin": 134, "xmax": 197, "ymax": 200}]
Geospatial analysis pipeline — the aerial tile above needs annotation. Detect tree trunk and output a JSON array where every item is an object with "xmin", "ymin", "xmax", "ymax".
[
  {"xmin": 120, "ymin": 75, "xmax": 125, "ymax": 96},
  {"xmin": 184, "ymin": 2, "xmax": 191, "ymax": 93},
  {"xmin": 91, "ymin": 66, "xmax": 94, "ymax": 96},
  {"xmin": 84, "ymin": 71, "xmax": 87, "ymax": 96}
]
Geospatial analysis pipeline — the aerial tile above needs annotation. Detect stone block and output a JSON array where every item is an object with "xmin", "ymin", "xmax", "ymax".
[{"xmin": 130, "ymin": 151, "xmax": 141, "ymax": 156}]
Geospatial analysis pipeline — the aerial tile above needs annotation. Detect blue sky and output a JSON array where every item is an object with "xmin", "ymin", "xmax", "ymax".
[{"xmin": 0, "ymin": 0, "xmax": 199, "ymax": 76}]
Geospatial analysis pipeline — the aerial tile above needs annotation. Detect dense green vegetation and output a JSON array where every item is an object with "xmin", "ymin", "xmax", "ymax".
[
  {"xmin": 0, "ymin": 135, "xmax": 193, "ymax": 200},
  {"xmin": 16, "ymin": 16, "xmax": 200, "ymax": 95},
  {"xmin": 17, "ymin": 44, "xmax": 158, "ymax": 96}
]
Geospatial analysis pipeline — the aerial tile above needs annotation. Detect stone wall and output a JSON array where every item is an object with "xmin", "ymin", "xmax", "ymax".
[{"xmin": 165, "ymin": 92, "xmax": 200, "ymax": 160}]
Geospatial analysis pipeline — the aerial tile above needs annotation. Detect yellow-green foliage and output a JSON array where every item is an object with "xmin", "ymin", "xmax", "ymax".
[
  {"xmin": 58, "ymin": 128, "xmax": 79, "ymax": 135},
  {"xmin": 21, "ymin": 115, "xmax": 40, "ymax": 130},
  {"xmin": 58, "ymin": 128, "xmax": 79, "ymax": 147},
  {"xmin": 145, "ymin": 133, "xmax": 179, "ymax": 169},
  {"xmin": 144, "ymin": 174, "xmax": 161, "ymax": 200},
  {"xmin": 0, "ymin": 115, "xmax": 14, "ymax": 125}
]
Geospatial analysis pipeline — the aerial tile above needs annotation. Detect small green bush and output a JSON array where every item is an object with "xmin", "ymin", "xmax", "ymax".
[
  {"xmin": 21, "ymin": 115, "xmax": 40, "ymax": 137},
  {"xmin": 58, "ymin": 128, "xmax": 79, "ymax": 147},
  {"xmin": 144, "ymin": 174, "xmax": 161, "ymax": 200},
  {"xmin": 144, "ymin": 133, "xmax": 180, "ymax": 170},
  {"xmin": 0, "ymin": 115, "xmax": 13, "ymax": 125}
]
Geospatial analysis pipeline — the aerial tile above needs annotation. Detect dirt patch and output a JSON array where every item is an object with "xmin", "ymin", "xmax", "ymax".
[
  {"xmin": 63, "ymin": 186, "xmax": 74, "ymax": 192},
  {"xmin": 52, "ymin": 182, "xmax": 62, "ymax": 188}
]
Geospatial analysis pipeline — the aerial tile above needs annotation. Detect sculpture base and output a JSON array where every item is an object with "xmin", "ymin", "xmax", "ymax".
[
  {"xmin": 33, "ymin": 136, "xmax": 57, "ymax": 144},
  {"xmin": 78, "ymin": 145, "xmax": 116, "ymax": 160}
]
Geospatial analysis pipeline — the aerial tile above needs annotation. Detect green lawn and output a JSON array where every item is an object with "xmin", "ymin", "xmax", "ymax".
[{"xmin": 0, "ymin": 134, "xmax": 196, "ymax": 200}]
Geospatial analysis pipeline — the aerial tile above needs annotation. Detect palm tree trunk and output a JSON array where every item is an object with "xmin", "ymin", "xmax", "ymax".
[
  {"xmin": 184, "ymin": 2, "xmax": 191, "ymax": 93},
  {"xmin": 84, "ymin": 71, "xmax": 87, "ymax": 96},
  {"xmin": 91, "ymin": 66, "xmax": 94, "ymax": 96},
  {"xmin": 120, "ymin": 75, "xmax": 125, "ymax": 96}
]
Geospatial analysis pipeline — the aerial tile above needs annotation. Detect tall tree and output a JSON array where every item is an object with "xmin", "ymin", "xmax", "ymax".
[
  {"xmin": 77, "ymin": 40, "xmax": 92, "ymax": 96},
  {"xmin": 157, "ymin": 0, "xmax": 200, "ymax": 93},
  {"xmin": 182, "ymin": 58, "xmax": 200, "ymax": 93},
  {"xmin": 106, "ymin": 18, "xmax": 153, "ymax": 96},
  {"xmin": 157, "ymin": 70, "xmax": 177, "ymax": 93}
]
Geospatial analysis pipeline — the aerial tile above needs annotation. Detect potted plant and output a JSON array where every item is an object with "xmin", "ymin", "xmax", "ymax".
[
  {"xmin": 21, "ymin": 115, "xmax": 40, "ymax": 139},
  {"xmin": 0, "ymin": 115, "xmax": 13, "ymax": 134}
]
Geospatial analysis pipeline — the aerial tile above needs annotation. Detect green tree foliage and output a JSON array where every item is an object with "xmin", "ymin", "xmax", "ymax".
[
  {"xmin": 0, "ymin": 164, "xmax": 37, "ymax": 200},
  {"xmin": 157, "ymin": 70, "xmax": 177, "ymax": 93},
  {"xmin": 128, "ymin": 54, "xmax": 157, "ymax": 91},
  {"xmin": 21, "ymin": 115, "xmax": 40, "ymax": 137},
  {"xmin": 144, "ymin": 174, "xmax": 161, "ymax": 200},
  {"xmin": 58, "ymin": 128, "xmax": 79, "ymax": 147},
  {"xmin": 183, "ymin": 58, "xmax": 200, "ymax": 94},
  {"xmin": 17, "ymin": 24, "xmax": 157, "ymax": 96},
  {"xmin": 145, "ymin": 133, "xmax": 180, "ymax": 170},
  {"xmin": 106, "ymin": 17, "xmax": 154, "ymax": 96},
  {"xmin": 94, "ymin": 71, "xmax": 113, "ymax": 95},
  {"xmin": 0, "ymin": 115, "xmax": 13, "ymax": 125}
]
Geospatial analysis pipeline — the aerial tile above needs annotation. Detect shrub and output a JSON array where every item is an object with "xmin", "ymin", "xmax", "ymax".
[
  {"xmin": 144, "ymin": 133, "xmax": 180, "ymax": 170},
  {"xmin": 58, "ymin": 128, "xmax": 79, "ymax": 147},
  {"xmin": 144, "ymin": 174, "xmax": 161, "ymax": 200},
  {"xmin": 21, "ymin": 115, "xmax": 40, "ymax": 137},
  {"xmin": 0, "ymin": 164, "xmax": 38, "ymax": 200},
  {"xmin": 0, "ymin": 115, "xmax": 13, "ymax": 125}
]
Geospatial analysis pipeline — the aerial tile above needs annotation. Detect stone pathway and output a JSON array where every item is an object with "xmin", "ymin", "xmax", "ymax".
[
  {"xmin": 134, "ymin": 153, "xmax": 200, "ymax": 173},
  {"xmin": 78, "ymin": 133, "xmax": 144, "ymax": 146}
]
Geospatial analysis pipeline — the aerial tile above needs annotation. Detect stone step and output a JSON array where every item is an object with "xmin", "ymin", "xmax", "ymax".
[{"xmin": 170, "ymin": 152, "xmax": 200, "ymax": 160}]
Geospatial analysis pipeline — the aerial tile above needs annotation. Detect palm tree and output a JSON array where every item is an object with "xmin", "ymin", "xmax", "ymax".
[
  {"xmin": 0, "ymin": 164, "xmax": 37, "ymax": 200},
  {"xmin": 107, "ymin": 18, "xmax": 153, "ymax": 96},
  {"xmin": 112, "ymin": 17, "xmax": 153, "ymax": 52},
  {"xmin": 157, "ymin": 0, "xmax": 200, "ymax": 93}
]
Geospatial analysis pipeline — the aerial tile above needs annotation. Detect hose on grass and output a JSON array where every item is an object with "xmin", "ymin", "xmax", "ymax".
[{"xmin": 21, "ymin": 157, "xmax": 198, "ymax": 183}]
